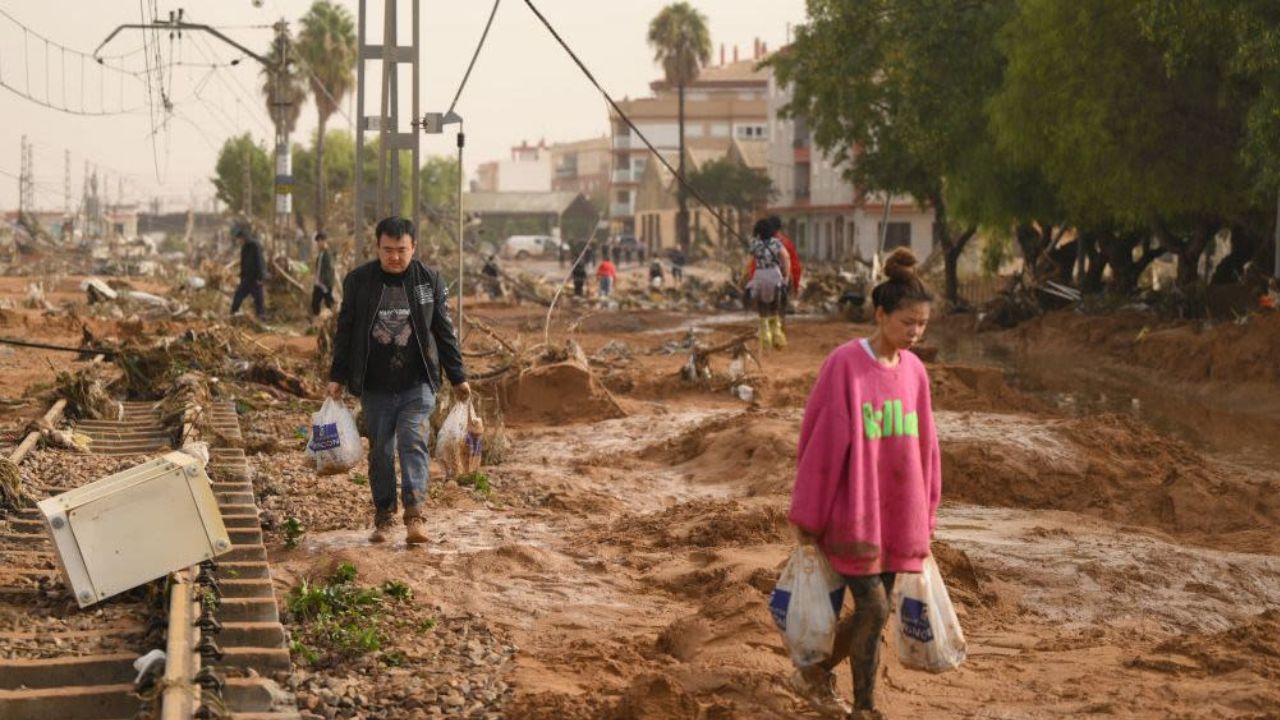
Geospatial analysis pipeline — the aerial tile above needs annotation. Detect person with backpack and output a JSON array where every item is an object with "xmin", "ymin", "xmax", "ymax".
[
  {"xmin": 742, "ymin": 218, "xmax": 791, "ymax": 350},
  {"xmin": 596, "ymin": 254, "xmax": 618, "ymax": 297},
  {"xmin": 787, "ymin": 247, "xmax": 942, "ymax": 719}
]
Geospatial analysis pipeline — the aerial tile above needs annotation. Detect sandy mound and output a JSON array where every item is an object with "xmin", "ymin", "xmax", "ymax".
[
  {"xmin": 650, "ymin": 412, "xmax": 799, "ymax": 497},
  {"xmin": 607, "ymin": 499, "xmax": 790, "ymax": 550},
  {"xmin": 942, "ymin": 412, "xmax": 1280, "ymax": 549},
  {"xmin": 1152, "ymin": 609, "xmax": 1280, "ymax": 678},
  {"xmin": 930, "ymin": 363, "xmax": 1050, "ymax": 414},
  {"xmin": 500, "ymin": 361, "xmax": 627, "ymax": 425},
  {"xmin": 610, "ymin": 673, "xmax": 700, "ymax": 720},
  {"xmin": 1012, "ymin": 310, "xmax": 1280, "ymax": 385}
]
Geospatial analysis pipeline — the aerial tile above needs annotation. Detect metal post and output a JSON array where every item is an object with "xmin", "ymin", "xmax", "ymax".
[
  {"xmin": 357, "ymin": 0, "xmax": 421, "ymax": 255},
  {"xmin": 1274, "ymin": 190, "xmax": 1280, "ymax": 279},
  {"xmin": 457, "ymin": 124, "xmax": 465, "ymax": 333}
]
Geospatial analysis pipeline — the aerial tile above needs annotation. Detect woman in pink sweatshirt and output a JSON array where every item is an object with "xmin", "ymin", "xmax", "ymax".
[{"xmin": 788, "ymin": 247, "xmax": 941, "ymax": 719}]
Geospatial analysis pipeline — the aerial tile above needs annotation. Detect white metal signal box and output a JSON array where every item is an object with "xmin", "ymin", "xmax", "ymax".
[{"xmin": 37, "ymin": 450, "xmax": 232, "ymax": 608}]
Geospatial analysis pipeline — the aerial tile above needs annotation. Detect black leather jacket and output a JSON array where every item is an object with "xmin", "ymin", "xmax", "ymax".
[{"xmin": 329, "ymin": 259, "xmax": 466, "ymax": 396}]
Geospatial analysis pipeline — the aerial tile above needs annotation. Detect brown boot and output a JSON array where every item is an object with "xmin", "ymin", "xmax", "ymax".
[
  {"xmin": 369, "ymin": 510, "xmax": 395, "ymax": 544},
  {"xmin": 403, "ymin": 506, "xmax": 428, "ymax": 545}
]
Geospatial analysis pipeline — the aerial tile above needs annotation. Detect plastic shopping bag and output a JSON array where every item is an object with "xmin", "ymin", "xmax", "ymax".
[
  {"xmin": 769, "ymin": 546, "xmax": 846, "ymax": 667},
  {"xmin": 435, "ymin": 400, "xmax": 484, "ymax": 478},
  {"xmin": 306, "ymin": 398, "xmax": 363, "ymax": 476},
  {"xmin": 891, "ymin": 555, "xmax": 967, "ymax": 672}
]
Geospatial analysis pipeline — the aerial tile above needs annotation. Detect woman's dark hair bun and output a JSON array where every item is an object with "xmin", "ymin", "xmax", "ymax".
[
  {"xmin": 882, "ymin": 247, "xmax": 918, "ymax": 284},
  {"xmin": 871, "ymin": 246, "xmax": 933, "ymax": 312}
]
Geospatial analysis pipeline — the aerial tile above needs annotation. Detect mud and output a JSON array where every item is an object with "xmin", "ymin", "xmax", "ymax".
[{"xmin": 4, "ymin": 276, "xmax": 1279, "ymax": 719}]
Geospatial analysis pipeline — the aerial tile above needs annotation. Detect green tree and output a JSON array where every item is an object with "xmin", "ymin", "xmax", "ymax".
[
  {"xmin": 688, "ymin": 158, "xmax": 774, "ymax": 246},
  {"xmin": 990, "ymin": 0, "xmax": 1255, "ymax": 290},
  {"xmin": 296, "ymin": 0, "xmax": 357, "ymax": 233},
  {"xmin": 213, "ymin": 134, "xmax": 273, "ymax": 218},
  {"xmin": 260, "ymin": 29, "xmax": 307, "ymax": 140},
  {"xmin": 771, "ymin": 0, "xmax": 1015, "ymax": 305},
  {"xmin": 648, "ymin": 2, "xmax": 711, "ymax": 254}
]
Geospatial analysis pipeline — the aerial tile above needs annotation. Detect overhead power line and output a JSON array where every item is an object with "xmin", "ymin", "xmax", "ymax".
[
  {"xmin": 520, "ymin": 0, "xmax": 745, "ymax": 245},
  {"xmin": 447, "ymin": 0, "xmax": 502, "ymax": 117}
]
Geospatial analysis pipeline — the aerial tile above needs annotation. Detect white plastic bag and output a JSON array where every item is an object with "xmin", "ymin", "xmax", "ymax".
[
  {"xmin": 769, "ymin": 546, "xmax": 846, "ymax": 667},
  {"xmin": 891, "ymin": 556, "xmax": 967, "ymax": 672},
  {"xmin": 435, "ymin": 400, "xmax": 484, "ymax": 478},
  {"xmin": 306, "ymin": 398, "xmax": 363, "ymax": 476}
]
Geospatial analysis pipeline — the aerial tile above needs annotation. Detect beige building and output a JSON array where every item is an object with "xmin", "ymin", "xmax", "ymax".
[
  {"xmin": 472, "ymin": 140, "xmax": 553, "ymax": 193},
  {"xmin": 634, "ymin": 138, "xmax": 768, "ymax": 256},
  {"xmin": 609, "ymin": 44, "xmax": 772, "ymax": 237},
  {"xmin": 549, "ymin": 136, "xmax": 610, "ymax": 197},
  {"xmin": 764, "ymin": 58, "xmax": 935, "ymax": 263}
]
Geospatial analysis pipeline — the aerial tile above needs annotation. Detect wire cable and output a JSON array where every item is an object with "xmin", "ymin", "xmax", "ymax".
[
  {"xmin": 520, "ymin": 0, "xmax": 744, "ymax": 246},
  {"xmin": 447, "ymin": 0, "xmax": 502, "ymax": 117}
]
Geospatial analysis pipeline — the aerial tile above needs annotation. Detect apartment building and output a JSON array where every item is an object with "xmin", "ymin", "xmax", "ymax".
[
  {"xmin": 764, "ymin": 60, "xmax": 935, "ymax": 263},
  {"xmin": 608, "ymin": 42, "xmax": 772, "ymax": 237}
]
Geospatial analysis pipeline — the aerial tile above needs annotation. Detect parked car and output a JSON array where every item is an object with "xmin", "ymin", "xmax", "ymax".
[{"xmin": 501, "ymin": 235, "xmax": 568, "ymax": 260}]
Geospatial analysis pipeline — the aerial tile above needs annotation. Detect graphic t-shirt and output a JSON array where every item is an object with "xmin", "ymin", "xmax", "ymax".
[{"xmin": 364, "ymin": 269, "xmax": 429, "ymax": 392}]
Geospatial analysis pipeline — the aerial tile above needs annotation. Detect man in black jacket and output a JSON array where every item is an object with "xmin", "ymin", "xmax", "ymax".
[
  {"xmin": 327, "ymin": 216, "xmax": 471, "ymax": 545},
  {"xmin": 231, "ymin": 224, "xmax": 267, "ymax": 318}
]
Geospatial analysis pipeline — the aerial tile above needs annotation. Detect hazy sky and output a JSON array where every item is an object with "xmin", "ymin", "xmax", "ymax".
[{"xmin": 0, "ymin": 0, "xmax": 806, "ymax": 214}]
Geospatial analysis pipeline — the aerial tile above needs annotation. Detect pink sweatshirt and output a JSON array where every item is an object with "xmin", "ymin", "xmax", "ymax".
[{"xmin": 789, "ymin": 339, "xmax": 942, "ymax": 576}]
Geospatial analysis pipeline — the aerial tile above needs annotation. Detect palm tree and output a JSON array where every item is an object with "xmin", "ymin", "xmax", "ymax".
[
  {"xmin": 296, "ymin": 0, "xmax": 356, "ymax": 232},
  {"xmin": 260, "ymin": 27, "xmax": 307, "ymax": 234},
  {"xmin": 648, "ymin": 2, "xmax": 711, "ymax": 253}
]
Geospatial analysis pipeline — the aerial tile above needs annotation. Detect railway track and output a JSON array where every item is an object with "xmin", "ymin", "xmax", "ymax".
[{"xmin": 0, "ymin": 398, "xmax": 301, "ymax": 720}]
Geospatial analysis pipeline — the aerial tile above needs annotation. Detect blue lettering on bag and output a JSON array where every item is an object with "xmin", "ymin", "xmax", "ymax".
[
  {"xmin": 309, "ymin": 422, "xmax": 341, "ymax": 452},
  {"xmin": 900, "ymin": 597, "xmax": 934, "ymax": 642}
]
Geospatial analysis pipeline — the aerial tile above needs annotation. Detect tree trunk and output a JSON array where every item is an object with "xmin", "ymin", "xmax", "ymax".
[
  {"xmin": 315, "ymin": 116, "xmax": 328, "ymax": 233},
  {"xmin": 676, "ymin": 82, "xmax": 689, "ymax": 253},
  {"xmin": 929, "ymin": 192, "xmax": 973, "ymax": 306},
  {"xmin": 1209, "ymin": 226, "xmax": 1255, "ymax": 285}
]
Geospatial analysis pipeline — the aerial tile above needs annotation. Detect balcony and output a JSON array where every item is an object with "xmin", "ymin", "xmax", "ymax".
[
  {"xmin": 613, "ymin": 134, "xmax": 632, "ymax": 150},
  {"xmin": 612, "ymin": 167, "xmax": 637, "ymax": 184},
  {"xmin": 610, "ymin": 201, "xmax": 634, "ymax": 218}
]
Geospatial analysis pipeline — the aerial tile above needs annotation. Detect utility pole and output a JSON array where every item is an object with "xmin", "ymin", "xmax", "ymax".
[
  {"xmin": 63, "ymin": 150, "xmax": 71, "ymax": 217},
  {"xmin": 18, "ymin": 136, "xmax": 34, "ymax": 214},
  {"xmin": 355, "ymin": 0, "xmax": 421, "ymax": 256},
  {"xmin": 267, "ymin": 19, "xmax": 295, "ymax": 255}
]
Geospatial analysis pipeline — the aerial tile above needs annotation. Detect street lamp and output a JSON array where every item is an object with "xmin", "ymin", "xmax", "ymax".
[{"xmin": 421, "ymin": 111, "xmax": 465, "ymax": 334}]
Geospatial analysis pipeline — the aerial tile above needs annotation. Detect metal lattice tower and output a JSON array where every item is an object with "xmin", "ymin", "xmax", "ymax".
[
  {"xmin": 354, "ymin": 0, "xmax": 420, "ymax": 255},
  {"xmin": 18, "ymin": 136, "xmax": 35, "ymax": 213}
]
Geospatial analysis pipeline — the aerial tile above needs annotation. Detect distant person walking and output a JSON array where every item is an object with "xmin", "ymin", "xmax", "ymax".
[
  {"xmin": 743, "ymin": 218, "xmax": 791, "ymax": 350},
  {"xmin": 769, "ymin": 216, "xmax": 802, "ymax": 315},
  {"xmin": 648, "ymin": 259, "xmax": 665, "ymax": 290},
  {"xmin": 328, "ymin": 216, "xmax": 471, "ymax": 545},
  {"xmin": 572, "ymin": 258, "xmax": 588, "ymax": 297},
  {"xmin": 231, "ymin": 224, "xmax": 267, "ymax": 318},
  {"xmin": 311, "ymin": 232, "xmax": 336, "ymax": 316},
  {"xmin": 597, "ymin": 256, "xmax": 618, "ymax": 297},
  {"xmin": 482, "ymin": 254, "xmax": 504, "ymax": 301},
  {"xmin": 788, "ymin": 247, "xmax": 941, "ymax": 719},
  {"xmin": 670, "ymin": 249, "xmax": 686, "ymax": 285}
]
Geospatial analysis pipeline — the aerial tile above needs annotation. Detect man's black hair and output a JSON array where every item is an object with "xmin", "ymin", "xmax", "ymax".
[
  {"xmin": 314, "ymin": 231, "xmax": 328, "ymax": 242},
  {"xmin": 752, "ymin": 218, "xmax": 773, "ymax": 240},
  {"xmin": 767, "ymin": 216, "xmax": 783, "ymax": 234},
  {"xmin": 231, "ymin": 223, "xmax": 249, "ymax": 240},
  {"xmin": 374, "ymin": 216, "xmax": 415, "ymax": 244}
]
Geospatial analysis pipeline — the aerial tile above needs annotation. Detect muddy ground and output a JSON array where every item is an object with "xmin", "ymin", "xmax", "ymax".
[{"xmin": 2, "ymin": 275, "xmax": 1279, "ymax": 720}]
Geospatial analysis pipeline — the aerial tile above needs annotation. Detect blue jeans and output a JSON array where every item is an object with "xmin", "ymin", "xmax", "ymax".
[
  {"xmin": 598, "ymin": 277, "xmax": 613, "ymax": 296},
  {"xmin": 360, "ymin": 383, "xmax": 435, "ymax": 514}
]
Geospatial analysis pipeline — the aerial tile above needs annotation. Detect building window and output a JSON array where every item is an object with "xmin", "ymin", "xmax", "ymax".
[
  {"xmin": 835, "ymin": 216, "xmax": 845, "ymax": 258},
  {"xmin": 616, "ymin": 190, "xmax": 629, "ymax": 204},
  {"xmin": 794, "ymin": 163, "xmax": 811, "ymax": 201},
  {"xmin": 878, "ymin": 222, "xmax": 912, "ymax": 251},
  {"xmin": 735, "ymin": 125, "xmax": 766, "ymax": 140}
]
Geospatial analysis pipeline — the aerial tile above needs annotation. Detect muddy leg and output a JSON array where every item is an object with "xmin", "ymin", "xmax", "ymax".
[{"xmin": 847, "ymin": 573, "xmax": 896, "ymax": 710}]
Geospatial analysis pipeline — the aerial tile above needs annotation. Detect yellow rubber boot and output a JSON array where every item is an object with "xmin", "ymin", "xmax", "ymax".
[
  {"xmin": 758, "ymin": 317, "xmax": 774, "ymax": 353},
  {"xmin": 770, "ymin": 316, "xmax": 787, "ymax": 350}
]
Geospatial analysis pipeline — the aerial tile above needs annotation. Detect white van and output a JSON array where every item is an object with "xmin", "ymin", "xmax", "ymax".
[{"xmin": 501, "ymin": 235, "xmax": 568, "ymax": 260}]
